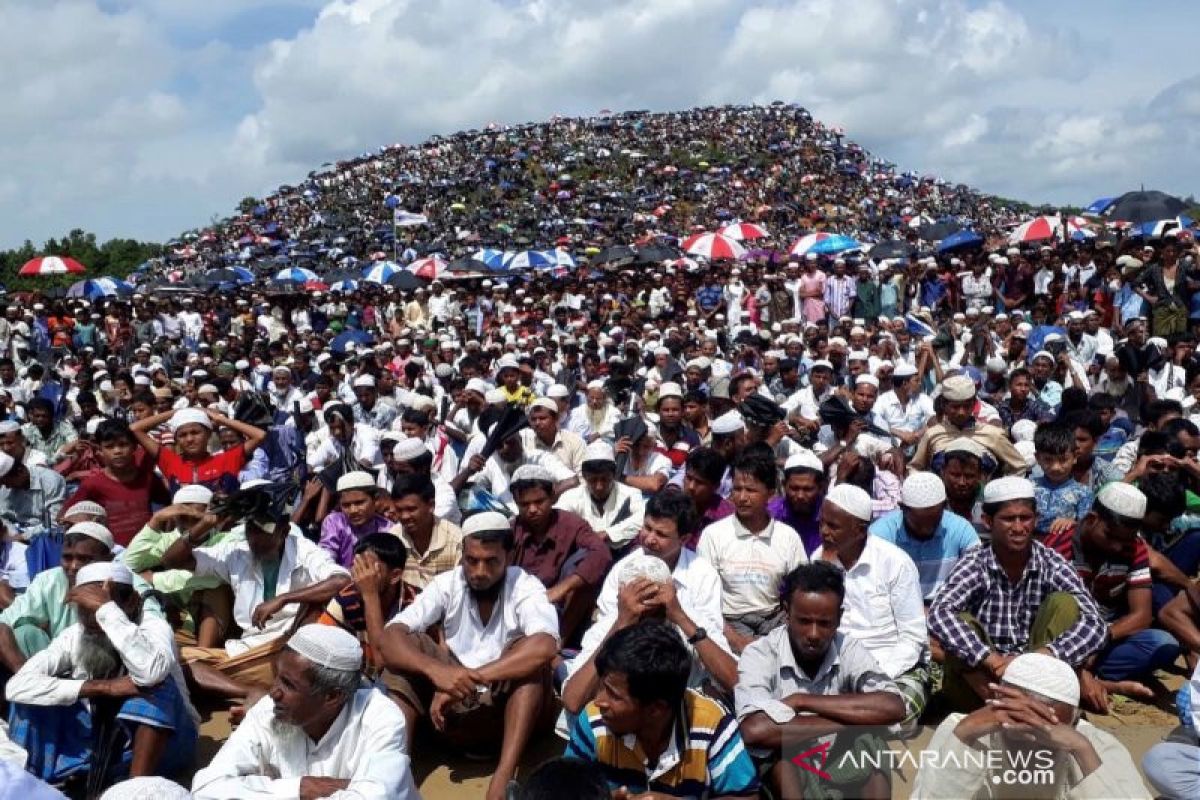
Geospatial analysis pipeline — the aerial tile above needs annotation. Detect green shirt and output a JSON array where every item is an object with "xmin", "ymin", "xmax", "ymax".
[
  {"xmin": 261, "ymin": 558, "xmax": 282, "ymax": 602},
  {"xmin": 0, "ymin": 565, "xmax": 163, "ymax": 638},
  {"xmin": 122, "ymin": 524, "xmax": 239, "ymax": 600}
]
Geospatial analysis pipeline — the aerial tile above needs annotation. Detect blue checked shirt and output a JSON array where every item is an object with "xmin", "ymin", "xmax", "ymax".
[
  {"xmin": 928, "ymin": 541, "xmax": 1108, "ymax": 668},
  {"xmin": 695, "ymin": 284, "xmax": 723, "ymax": 312}
]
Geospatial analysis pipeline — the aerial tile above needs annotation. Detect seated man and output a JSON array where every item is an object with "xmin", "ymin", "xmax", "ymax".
[
  {"xmin": 510, "ymin": 464, "xmax": 611, "ymax": 645},
  {"xmin": 380, "ymin": 435, "xmax": 461, "ymax": 524},
  {"xmin": 929, "ymin": 477, "xmax": 1110, "ymax": 712},
  {"xmin": 554, "ymin": 441, "xmax": 645, "ymax": 552},
  {"xmin": 388, "ymin": 473, "xmax": 463, "ymax": 598},
  {"xmin": 520, "ymin": 397, "xmax": 587, "ymax": 475},
  {"xmin": 565, "ymin": 620, "xmax": 758, "ymax": 798},
  {"xmin": 738, "ymin": 562, "xmax": 905, "ymax": 800},
  {"xmin": 1046, "ymin": 483, "xmax": 1180, "ymax": 711},
  {"xmin": 677, "ymin": 446, "xmax": 734, "ymax": 548},
  {"xmin": 192, "ymin": 624, "xmax": 419, "ymax": 799},
  {"xmin": 936, "ymin": 438, "xmax": 991, "ymax": 537},
  {"xmin": 562, "ymin": 491, "xmax": 737, "ymax": 714},
  {"xmin": 160, "ymin": 487, "xmax": 350, "ymax": 694},
  {"xmin": 318, "ymin": 471, "xmax": 392, "ymax": 569},
  {"xmin": 768, "ymin": 450, "xmax": 825, "ymax": 556},
  {"xmin": 0, "ymin": 450, "xmax": 66, "ymax": 537},
  {"xmin": 452, "ymin": 420, "xmax": 577, "ymax": 513},
  {"xmin": 869, "ymin": 472, "xmax": 981, "ymax": 602},
  {"xmin": 380, "ymin": 512, "xmax": 559, "ymax": 800},
  {"xmin": 6, "ymin": 562, "xmax": 197, "ymax": 786},
  {"xmin": 698, "ymin": 452, "xmax": 808, "ymax": 652},
  {"xmin": 913, "ymin": 653, "xmax": 1150, "ymax": 799},
  {"xmin": 909, "ymin": 375, "xmax": 1026, "ymax": 476},
  {"xmin": 814, "ymin": 483, "xmax": 929, "ymax": 729}
]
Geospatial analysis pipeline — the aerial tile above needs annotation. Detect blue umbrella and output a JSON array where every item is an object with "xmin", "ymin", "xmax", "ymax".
[
  {"xmin": 67, "ymin": 277, "xmax": 133, "ymax": 299},
  {"xmin": 936, "ymin": 230, "xmax": 984, "ymax": 253},
  {"xmin": 329, "ymin": 279, "xmax": 359, "ymax": 293},
  {"xmin": 272, "ymin": 267, "xmax": 319, "ymax": 283},
  {"xmin": 471, "ymin": 248, "xmax": 506, "ymax": 270},
  {"xmin": 1136, "ymin": 215, "xmax": 1194, "ymax": 239},
  {"xmin": 1084, "ymin": 197, "xmax": 1115, "ymax": 215},
  {"xmin": 362, "ymin": 261, "xmax": 402, "ymax": 284},
  {"xmin": 503, "ymin": 250, "xmax": 556, "ymax": 270},
  {"xmin": 331, "ymin": 329, "xmax": 374, "ymax": 354},
  {"xmin": 808, "ymin": 234, "xmax": 862, "ymax": 255},
  {"xmin": 384, "ymin": 195, "xmax": 401, "ymax": 209}
]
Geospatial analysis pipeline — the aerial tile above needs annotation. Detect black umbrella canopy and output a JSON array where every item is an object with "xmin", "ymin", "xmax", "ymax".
[
  {"xmin": 1106, "ymin": 190, "xmax": 1188, "ymax": 224},
  {"xmin": 448, "ymin": 257, "xmax": 489, "ymax": 272},
  {"xmin": 387, "ymin": 271, "xmax": 424, "ymax": 291},
  {"xmin": 917, "ymin": 221, "xmax": 963, "ymax": 241},
  {"xmin": 592, "ymin": 244, "xmax": 638, "ymax": 265},
  {"xmin": 870, "ymin": 240, "xmax": 916, "ymax": 259},
  {"xmin": 634, "ymin": 243, "xmax": 679, "ymax": 264}
]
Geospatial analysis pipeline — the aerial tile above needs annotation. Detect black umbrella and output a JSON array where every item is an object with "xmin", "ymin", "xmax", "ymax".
[
  {"xmin": 818, "ymin": 395, "xmax": 891, "ymax": 438},
  {"xmin": 1106, "ymin": 190, "xmax": 1188, "ymax": 224},
  {"xmin": 612, "ymin": 415, "xmax": 648, "ymax": 478},
  {"xmin": 592, "ymin": 244, "xmax": 638, "ymax": 265},
  {"xmin": 448, "ymin": 257, "xmax": 489, "ymax": 272},
  {"xmin": 917, "ymin": 221, "xmax": 963, "ymax": 241},
  {"xmin": 479, "ymin": 406, "xmax": 529, "ymax": 460},
  {"xmin": 870, "ymin": 240, "xmax": 916, "ymax": 260},
  {"xmin": 634, "ymin": 243, "xmax": 679, "ymax": 264},
  {"xmin": 387, "ymin": 272, "xmax": 424, "ymax": 291}
]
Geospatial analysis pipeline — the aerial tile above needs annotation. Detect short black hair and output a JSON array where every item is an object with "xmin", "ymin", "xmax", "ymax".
[
  {"xmin": 1034, "ymin": 421, "xmax": 1074, "ymax": 457},
  {"xmin": 27, "ymin": 397, "xmax": 54, "ymax": 417},
  {"xmin": 594, "ymin": 621, "xmax": 690, "ymax": 710},
  {"xmin": 390, "ymin": 473, "xmax": 435, "ymax": 504},
  {"xmin": 519, "ymin": 758, "xmax": 610, "ymax": 800},
  {"xmin": 1137, "ymin": 431, "xmax": 1171, "ymax": 458},
  {"xmin": 683, "ymin": 447, "xmax": 726, "ymax": 486},
  {"xmin": 779, "ymin": 561, "xmax": 846, "ymax": 607},
  {"xmin": 731, "ymin": 452, "xmax": 777, "ymax": 492},
  {"xmin": 1087, "ymin": 393, "xmax": 1117, "ymax": 412},
  {"xmin": 1139, "ymin": 472, "xmax": 1187, "ymax": 519},
  {"xmin": 581, "ymin": 458, "xmax": 617, "ymax": 478},
  {"xmin": 1162, "ymin": 417, "xmax": 1200, "ymax": 440},
  {"xmin": 94, "ymin": 419, "xmax": 135, "ymax": 446},
  {"xmin": 1063, "ymin": 410, "xmax": 1104, "ymax": 440},
  {"xmin": 511, "ymin": 476, "xmax": 554, "ymax": 500},
  {"xmin": 400, "ymin": 408, "xmax": 431, "ymax": 427},
  {"xmin": 1008, "ymin": 367, "xmax": 1032, "ymax": 383},
  {"xmin": 981, "ymin": 497, "xmax": 1037, "ymax": 517},
  {"xmin": 1145, "ymin": 399, "xmax": 1184, "ymax": 427},
  {"xmin": 644, "ymin": 490, "xmax": 695, "ymax": 537},
  {"xmin": 681, "ymin": 389, "xmax": 707, "ymax": 406},
  {"xmin": 354, "ymin": 533, "xmax": 408, "ymax": 571}
]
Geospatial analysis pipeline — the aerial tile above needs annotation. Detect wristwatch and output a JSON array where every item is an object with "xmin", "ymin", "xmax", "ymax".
[{"xmin": 687, "ymin": 627, "xmax": 708, "ymax": 645}]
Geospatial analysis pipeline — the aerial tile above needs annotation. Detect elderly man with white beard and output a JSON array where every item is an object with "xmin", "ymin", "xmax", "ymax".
[
  {"xmin": 566, "ymin": 380, "xmax": 620, "ymax": 442},
  {"xmin": 5, "ymin": 561, "xmax": 198, "ymax": 788},
  {"xmin": 192, "ymin": 624, "xmax": 418, "ymax": 800}
]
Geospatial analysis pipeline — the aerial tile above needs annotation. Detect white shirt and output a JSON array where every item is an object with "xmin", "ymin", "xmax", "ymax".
[
  {"xmin": 812, "ymin": 535, "xmax": 927, "ymax": 678},
  {"xmin": 393, "ymin": 566, "xmax": 560, "ymax": 668},
  {"xmin": 697, "ymin": 515, "xmax": 808, "ymax": 617},
  {"xmin": 470, "ymin": 450, "xmax": 574, "ymax": 513},
  {"xmin": 783, "ymin": 384, "xmax": 832, "ymax": 419},
  {"xmin": 566, "ymin": 403, "xmax": 620, "ymax": 441},
  {"xmin": 6, "ymin": 603, "xmax": 197, "ymax": 726},
  {"xmin": 308, "ymin": 424, "xmax": 383, "ymax": 472},
  {"xmin": 193, "ymin": 529, "xmax": 349, "ymax": 654},
  {"xmin": 555, "ymin": 482, "xmax": 645, "ymax": 548},
  {"xmin": 192, "ymin": 687, "xmax": 418, "ymax": 800},
  {"xmin": 876, "ymin": 390, "xmax": 935, "ymax": 438}
]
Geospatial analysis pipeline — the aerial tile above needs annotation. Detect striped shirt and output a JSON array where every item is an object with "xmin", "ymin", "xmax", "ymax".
[
  {"xmin": 824, "ymin": 275, "xmax": 857, "ymax": 319},
  {"xmin": 565, "ymin": 688, "xmax": 758, "ymax": 798},
  {"xmin": 697, "ymin": 515, "xmax": 808, "ymax": 617}
]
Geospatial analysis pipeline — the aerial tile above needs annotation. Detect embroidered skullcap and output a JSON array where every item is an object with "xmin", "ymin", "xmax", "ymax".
[
  {"xmin": 68, "ymin": 522, "xmax": 114, "ymax": 550},
  {"xmin": 810, "ymin": 359, "xmax": 833, "ymax": 371},
  {"xmin": 100, "ymin": 777, "xmax": 191, "ymax": 800},
  {"xmin": 657, "ymin": 382, "xmax": 683, "ymax": 400},
  {"xmin": 287, "ymin": 624, "xmax": 363, "ymax": 672},
  {"xmin": 855, "ymin": 374, "xmax": 879, "ymax": 388},
  {"xmin": 336, "ymin": 471, "xmax": 377, "ymax": 493},
  {"xmin": 1096, "ymin": 482, "xmax": 1147, "ymax": 521},
  {"xmin": 783, "ymin": 450, "xmax": 824, "ymax": 475},
  {"xmin": 173, "ymin": 485, "xmax": 212, "ymax": 506},
  {"xmin": 528, "ymin": 397, "xmax": 558, "ymax": 415},
  {"xmin": 465, "ymin": 378, "xmax": 490, "ymax": 396},
  {"xmin": 352, "ymin": 374, "xmax": 376, "ymax": 388},
  {"xmin": 985, "ymin": 357, "xmax": 1008, "ymax": 373},
  {"xmin": 169, "ymin": 408, "xmax": 212, "ymax": 432},
  {"xmin": 0, "ymin": 420, "xmax": 21, "ymax": 435},
  {"xmin": 982, "ymin": 476, "xmax": 1035, "ymax": 504},
  {"xmin": 941, "ymin": 375, "xmax": 976, "ymax": 401},
  {"xmin": 1003, "ymin": 652, "xmax": 1079, "ymax": 707},
  {"xmin": 824, "ymin": 484, "xmax": 873, "ymax": 522},
  {"xmin": 1031, "ymin": 350, "xmax": 1055, "ymax": 364},
  {"xmin": 392, "ymin": 436, "xmax": 427, "ymax": 462},
  {"xmin": 75, "ymin": 561, "xmax": 133, "ymax": 587},
  {"xmin": 512, "ymin": 464, "xmax": 555, "ymax": 484},
  {"xmin": 617, "ymin": 551, "xmax": 672, "ymax": 587},
  {"xmin": 943, "ymin": 437, "xmax": 985, "ymax": 460},
  {"xmin": 893, "ymin": 363, "xmax": 917, "ymax": 379},
  {"xmin": 711, "ymin": 410, "xmax": 745, "ymax": 435},
  {"xmin": 583, "ymin": 441, "xmax": 616, "ymax": 464},
  {"xmin": 1010, "ymin": 419, "xmax": 1037, "ymax": 443},
  {"xmin": 547, "ymin": 383, "xmax": 571, "ymax": 399},
  {"xmin": 63, "ymin": 501, "xmax": 107, "ymax": 521},
  {"xmin": 586, "ymin": 378, "xmax": 606, "ymax": 391},
  {"xmin": 462, "ymin": 511, "xmax": 511, "ymax": 536},
  {"xmin": 902, "ymin": 472, "xmax": 946, "ymax": 509}
]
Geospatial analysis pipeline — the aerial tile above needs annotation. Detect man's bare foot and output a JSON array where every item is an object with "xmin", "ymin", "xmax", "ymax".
[
  {"xmin": 229, "ymin": 687, "xmax": 268, "ymax": 725},
  {"xmin": 1099, "ymin": 679, "xmax": 1155, "ymax": 700}
]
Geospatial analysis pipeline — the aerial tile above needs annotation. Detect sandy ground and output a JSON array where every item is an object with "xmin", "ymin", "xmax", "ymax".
[{"xmin": 191, "ymin": 670, "xmax": 1188, "ymax": 798}]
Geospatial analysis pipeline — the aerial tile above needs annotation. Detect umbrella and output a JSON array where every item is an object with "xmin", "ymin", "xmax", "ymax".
[
  {"xmin": 363, "ymin": 261, "xmax": 403, "ymax": 284},
  {"xmin": 917, "ymin": 221, "xmax": 963, "ymax": 241},
  {"xmin": 1084, "ymin": 197, "xmax": 1116, "ymax": 216},
  {"xmin": 718, "ymin": 222, "xmax": 769, "ymax": 241},
  {"xmin": 1136, "ymin": 215, "xmax": 1194, "ymax": 239},
  {"xmin": 204, "ymin": 267, "xmax": 254, "ymax": 285},
  {"xmin": 1105, "ymin": 190, "xmax": 1188, "ymax": 225},
  {"xmin": 471, "ymin": 248, "xmax": 506, "ymax": 269},
  {"xmin": 592, "ymin": 245, "xmax": 638, "ymax": 266},
  {"xmin": 331, "ymin": 329, "xmax": 374, "ymax": 354},
  {"xmin": 479, "ymin": 405, "xmax": 529, "ymax": 460},
  {"xmin": 870, "ymin": 240, "xmax": 916, "ymax": 260},
  {"xmin": 19, "ymin": 256, "xmax": 86, "ymax": 276},
  {"xmin": 503, "ymin": 250, "xmax": 555, "ymax": 271},
  {"xmin": 448, "ymin": 257, "xmax": 490, "ymax": 273},
  {"xmin": 272, "ymin": 266, "xmax": 319, "ymax": 283},
  {"xmin": 681, "ymin": 232, "xmax": 746, "ymax": 260},
  {"xmin": 808, "ymin": 234, "xmax": 863, "ymax": 255},
  {"xmin": 936, "ymin": 230, "xmax": 985, "ymax": 253},
  {"xmin": 406, "ymin": 256, "xmax": 448, "ymax": 280},
  {"xmin": 549, "ymin": 248, "xmax": 577, "ymax": 270},
  {"xmin": 66, "ymin": 277, "xmax": 132, "ymax": 299},
  {"xmin": 634, "ymin": 244, "xmax": 679, "ymax": 264},
  {"xmin": 304, "ymin": 280, "xmax": 329, "ymax": 292},
  {"xmin": 789, "ymin": 232, "xmax": 842, "ymax": 256},
  {"xmin": 387, "ymin": 272, "xmax": 424, "ymax": 291},
  {"xmin": 329, "ymin": 279, "xmax": 359, "ymax": 293},
  {"xmin": 612, "ymin": 416, "xmax": 648, "ymax": 478}
]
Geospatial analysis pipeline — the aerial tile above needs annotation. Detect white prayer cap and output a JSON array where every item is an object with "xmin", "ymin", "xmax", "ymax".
[
  {"xmin": 617, "ymin": 551, "xmax": 672, "ymax": 587},
  {"xmin": 654, "ymin": 346, "xmax": 670, "ymax": 356},
  {"xmin": 100, "ymin": 777, "xmax": 191, "ymax": 800},
  {"xmin": 465, "ymin": 378, "xmax": 490, "ymax": 396},
  {"xmin": 0, "ymin": 451, "xmax": 13, "ymax": 479},
  {"xmin": 982, "ymin": 476, "xmax": 1035, "ymax": 504},
  {"xmin": 336, "ymin": 471, "xmax": 377, "ymax": 493},
  {"xmin": 941, "ymin": 375, "xmax": 976, "ymax": 401},
  {"xmin": 848, "ymin": 350, "xmax": 869, "ymax": 362},
  {"xmin": 583, "ymin": 441, "xmax": 616, "ymax": 464},
  {"xmin": 711, "ymin": 410, "xmax": 745, "ymax": 435},
  {"xmin": 287, "ymin": 624, "xmax": 363, "ymax": 673},
  {"xmin": 528, "ymin": 397, "xmax": 558, "ymax": 415},
  {"xmin": 512, "ymin": 464, "xmax": 555, "ymax": 484},
  {"xmin": 985, "ymin": 357, "xmax": 1008, "ymax": 373},
  {"xmin": 943, "ymin": 437, "xmax": 985, "ymax": 460},
  {"xmin": 352, "ymin": 374, "xmax": 376, "ymax": 389},
  {"xmin": 547, "ymin": 383, "xmax": 571, "ymax": 399},
  {"xmin": 657, "ymin": 382, "xmax": 683, "ymax": 400},
  {"xmin": 783, "ymin": 450, "xmax": 824, "ymax": 474},
  {"xmin": 170, "ymin": 408, "xmax": 212, "ymax": 432},
  {"xmin": 1015, "ymin": 440, "xmax": 1037, "ymax": 468},
  {"xmin": 391, "ymin": 436, "xmax": 428, "ymax": 461},
  {"xmin": 173, "ymin": 485, "xmax": 212, "ymax": 506},
  {"xmin": 586, "ymin": 378, "xmax": 606, "ymax": 391},
  {"xmin": 484, "ymin": 388, "xmax": 507, "ymax": 404},
  {"xmin": 462, "ymin": 511, "xmax": 512, "ymax": 536},
  {"xmin": 1011, "ymin": 419, "xmax": 1038, "ymax": 443},
  {"xmin": 494, "ymin": 356, "xmax": 520, "ymax": 373},
  {"xmin": 855, "ymin": 374, "xmax": 879, "ymax": 388},
  {"xmin": 68, "ymin": 521, "xmax": 115, "ymax": 550},
  {"xmin": 824, "ymin": 483, "xmax": 873, "ymax": 522},
  {"xmin": 1003, "ymin": 652, "xmax": 1080, "ymax": 707},
  {"xmin": 64, "ymin": 501, "xmax": 108, "ymax": 521},
  {"xmin": 902, "ymin": 472, "xmax": 946, "ymax": 508},
  {"xmin": 76, "ymin": 561, "xmax": 133, "ymax": 587},
  {"xmin": 297, "ymin": 398, "xmax": 314, "ymax": 415},
  {"xmin": 1096, "ymin": 482, "xmax": 1147, "ymax": 521},
  {"xmin": 810, "ymin": 359, "xmax": 833, "ymax": 371},
  {"xmin": 892, "ymin": 363, "xmax": 917, "ymax": 379},
  {"xmin": 0, "ymin": 420, "xmax": 19, "ymax": 435}
]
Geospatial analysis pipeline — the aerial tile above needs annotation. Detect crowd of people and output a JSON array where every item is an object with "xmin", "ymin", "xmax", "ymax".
[{"xmin": 0, "ymin": 104, "xmax": 1199, "ymax": 799}]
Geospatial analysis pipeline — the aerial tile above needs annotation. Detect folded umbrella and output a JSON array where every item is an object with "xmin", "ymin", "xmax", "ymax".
[
  {"xmin": 612, "ymin": 415, "xmax": 648, "ymax": 478},
  {"xmin": 479, "ymin": 405, "xmax": 530, "ymax": 461},
  {"xmin": 818, "ymin": 395, "xmax": 890, "ymax": 438}
]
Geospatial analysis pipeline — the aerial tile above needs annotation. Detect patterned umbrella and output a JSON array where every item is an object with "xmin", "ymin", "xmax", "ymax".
[
  {"xmin": 272, "ymin": 267, "xmax": 320, "ymax": 283},
  {"xmin": 718, "ymin": 222, "xmax": 769, "ymax": 241},
  {"xmin": 362, "ymin": 261, "xmax": 403, "ymax": 284},
  {"xmin": 406, "ymin": 256, "xmax": 448, "ymax": 280},
  {"xmin": 19, "ymin": 256, "xmax": 86, "ymax": 276},
  {"xmin": 681, "ymin": 232, "xmax": 746, "ymax": 260},
  {"xmin": 66, "ymin": 277, "xmax": 132, "ymax": 299}
]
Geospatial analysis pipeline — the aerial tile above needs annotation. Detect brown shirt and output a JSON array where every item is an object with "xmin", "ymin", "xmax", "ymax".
[{"xmin": 511, "ymin": 509, "xmax": 612, "ymax": 589}]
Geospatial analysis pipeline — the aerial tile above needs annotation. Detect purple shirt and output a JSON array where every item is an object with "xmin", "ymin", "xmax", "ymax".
[
  {"xmin": 682, "ymin": 495, "xmax": 736, "ymax": 550},
  {"xmin": 768, "ymin": 495, "xmax": 823, "ymax": 556},
  {"xmin": 318, "ymin": 512, "xmax": 393, "ymax": 568}
]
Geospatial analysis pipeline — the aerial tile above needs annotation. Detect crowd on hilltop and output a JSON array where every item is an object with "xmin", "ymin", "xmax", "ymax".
[{"xmin": 1, "ymin": 104, "xmax": 1200, "ymax": 800}]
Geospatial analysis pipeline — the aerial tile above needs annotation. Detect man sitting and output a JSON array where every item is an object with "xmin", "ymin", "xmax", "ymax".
[
  {"xmin": 913, "ymin": 653, "xmax": 1150, "ymax": 799},
  {"xmin": 192, "ymin": 624, "xmax": 419, "ymax": 799},
  {"xmin": 554, "ymin": 441, "xmax": 645, "ymax": 552},
  {"xmin": 909, "ymin": 375, "xmax": 1026, "ymax": 476},
  {"xmin": 381, "ymin": 512, "xmax": 559, "ymax": 800},
  {"xmin": 453, "ymin": 421, "xmax": 577, "ymax": 513},
  {"xmin": 738, "ymin": 562, "xmax": 905, "ymax": 800},
  {"xmin": 0, "ymin": 450, "xmax": 66, "ymax": 536},
  {"xmin": 388, "ymin": 473, "xmax": 463, "ymax": 598},
  {"xmin": 520, "ymin": 398, "xmax": 587, "ymax": 475},
  {"xmin": 768, "ymin": 450, "xmax": 826, "ymax": 556},
  {"xmin": 814, "ymin": 483, "xmax": 929, "ymax": 730},
  {"xmin": 565, "ymin": 620, "xmax": 758, "ymax": 798},
  {"xmin": 929, "ymin": 476, "xmax": 1110, "ymax": 712},
  {"xmin": 6, "ymin": 562, "xmax": 197, "ymax": 786},
  {"xmin": 869, "ymin": 472, "xmax": 981, "ymax": 602},
  {"xmin": 318, "ymin": 471, "xmax": 392, "ymax": 569}
]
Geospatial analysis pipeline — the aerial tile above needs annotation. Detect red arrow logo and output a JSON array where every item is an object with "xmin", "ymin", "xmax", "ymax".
[{"xmin": 790, "ymin": 739, "xmax": 832, "ymax": 780}]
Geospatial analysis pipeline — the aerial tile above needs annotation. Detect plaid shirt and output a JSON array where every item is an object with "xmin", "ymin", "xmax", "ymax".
[{"xmin": 928, "ymin": 541, "xmax": 1108, "ymax": 668}]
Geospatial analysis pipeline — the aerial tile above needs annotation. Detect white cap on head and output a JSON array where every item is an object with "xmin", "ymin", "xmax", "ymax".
[
  {"xmin": 855, "ymin": 374, "xmax": 879, "ymax": 388},
  {"xmin": 893, "ymin": 363, "xmax": 917, "ymax": 379},
  {"xmin": 512, "ymin": 464, "xmax": 555, "ymax": 484},
  {"xmin": 1096, "ymin": 482, "xmax": 1147, "ymax": 520},
  {"xmin": 336, "ymin": 471, "xmax": 377, "ymax": 493},
  {"xmin": 0, "ymin": 450, "xmax": 14, "ymax": 479},
  {"xmin": 941, "ymin": 375, "xmax": 976, "ymax": 401},
  {"xmin": 99, "ymin": 776, "xmax": 192, "ymax": 800},
  {"xmin": 68, "ymin": 521, "xmax": 115, "ymax": 551},
  {"xmin": 484, "ymin": 388, "xmax": 507, "ymax": 404},
  {"xmin": 825, "ymin": 483, "xmax": 873, "ymax": 522},
  {"xmin": 64, "ymin": 501, "xmax": 107, "ymax": 521},
  {"xmin": 657, "ymin": 382, "xmax": 683, "ymax": 400},
  {"xmin": 465, "ymin": 378, "xmax": 490, "ymax": 396},
  {"xmin": 462, "ymin": 511, "xmax": 511, "ymax": 536},
  {"xmin": 784, "ymin": 450, "xmax": 824, "ymax": 474},
  {"xmin": 352, "ymin": 374, "xmax": 376, "ymax": 389},
  {"xmin": 75, "ymin": 561, "xmax": 134, "ymax": 587},
  {"xmin": 287, "ymin": 624, "xmax": 363, "ymax": 672},
  {"xmin": 391, "ymin": 436, "xmax": 428, "ymax": 462},
  {"xmin": 528, "ymin": 397, "xmax": 558, "ymax": 415},
  {"xmin": 172, "ymin": 485, "xmax": 213, "ymax": 506},
  {"xmin": 711, "ymin": 410, "xmax": 745, "ymax": 435},
  {"xmin": 547, "ymin": 383, "xmax": 571, "ymax": 399},
  {"xmin": 0, "ymin": 420, "xmax": 20, "ymax": 435},
  {"xmin": 943, "ymin": 437, "xmax": 985, "ymax": 460},
  {"xmin": 583, "ymin": 441, "xmax": 616, "ymax": 463},
  {"xmin": 982, "ymin": 476, "xmax": 1035, "ymax": 504},
  {"xmin": 170, "ymin": 408, "xmax": 212, "ymax": 432},
  {"xmin": 1010, "ymin": 419, "xmax": 1038, "ymax": 443},
  {"xmin": 985, "ymin": 357, "xmax": 1008, "ymax": 373},
  {"xmin": 902, "ymin": 472, "xmax": 947, "ymax": 508},
  {"xmin": 617, "ymin": 551, "xmax": 672, "ymax": 587},
  {"xmin": 1003, "ymin": 652, "xmax": 1080, "ymax": 707}
]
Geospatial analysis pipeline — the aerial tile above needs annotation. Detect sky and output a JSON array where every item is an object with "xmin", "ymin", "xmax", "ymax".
[{"xmin": 2, "ymin": 0, "xmax": 1196, "ymax": 249}]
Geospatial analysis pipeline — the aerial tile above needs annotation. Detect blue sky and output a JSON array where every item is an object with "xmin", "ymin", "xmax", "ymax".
[{"xmin": 1, "ymin": 0, "xmax": 1195, "ymax": 249}]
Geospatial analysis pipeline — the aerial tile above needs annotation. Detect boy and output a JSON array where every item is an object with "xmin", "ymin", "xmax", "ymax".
[
  {"xmin": 1031, "ymin": 421, "xmax": 1093, "ymax": 538},
  {"xmin": 1063, "ymin": 409, "xmax": 1121, "ymax": 493}
]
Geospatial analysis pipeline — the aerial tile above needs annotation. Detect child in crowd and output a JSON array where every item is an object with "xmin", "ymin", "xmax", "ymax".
[{"xmin": 1031, "ymin": 421, "xmax": 1093, "ymax": 537}]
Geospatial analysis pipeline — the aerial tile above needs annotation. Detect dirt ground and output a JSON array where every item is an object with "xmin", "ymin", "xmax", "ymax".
[{"xmin": 191, "ymin": 670, "xmax": 1188, "ymax": 798}]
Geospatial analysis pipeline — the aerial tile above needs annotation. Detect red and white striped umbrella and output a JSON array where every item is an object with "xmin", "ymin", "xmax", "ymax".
[
  {"xmin": 19, "ymin": 256, "xmax": 86, "ymax": 276},
  {"xmin": 406, "ymin": 256, "xmax": 447, "ymax": 280},
  {"xmin": 1008, "ymin": 215, "xmax": 1091, "ymax": 244},
  {"xmin": 680, "ymin": 232, "xmax": 746, "ymax": 261},
  {"xmin": 718, "ymin": 222, "xmax": 769, "ymax": 241}
]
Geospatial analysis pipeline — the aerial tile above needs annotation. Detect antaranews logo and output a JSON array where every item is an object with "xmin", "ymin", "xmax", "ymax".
[{"xmin": 789, "ymin": 739, "xmax": 833, "ymax": 780}]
